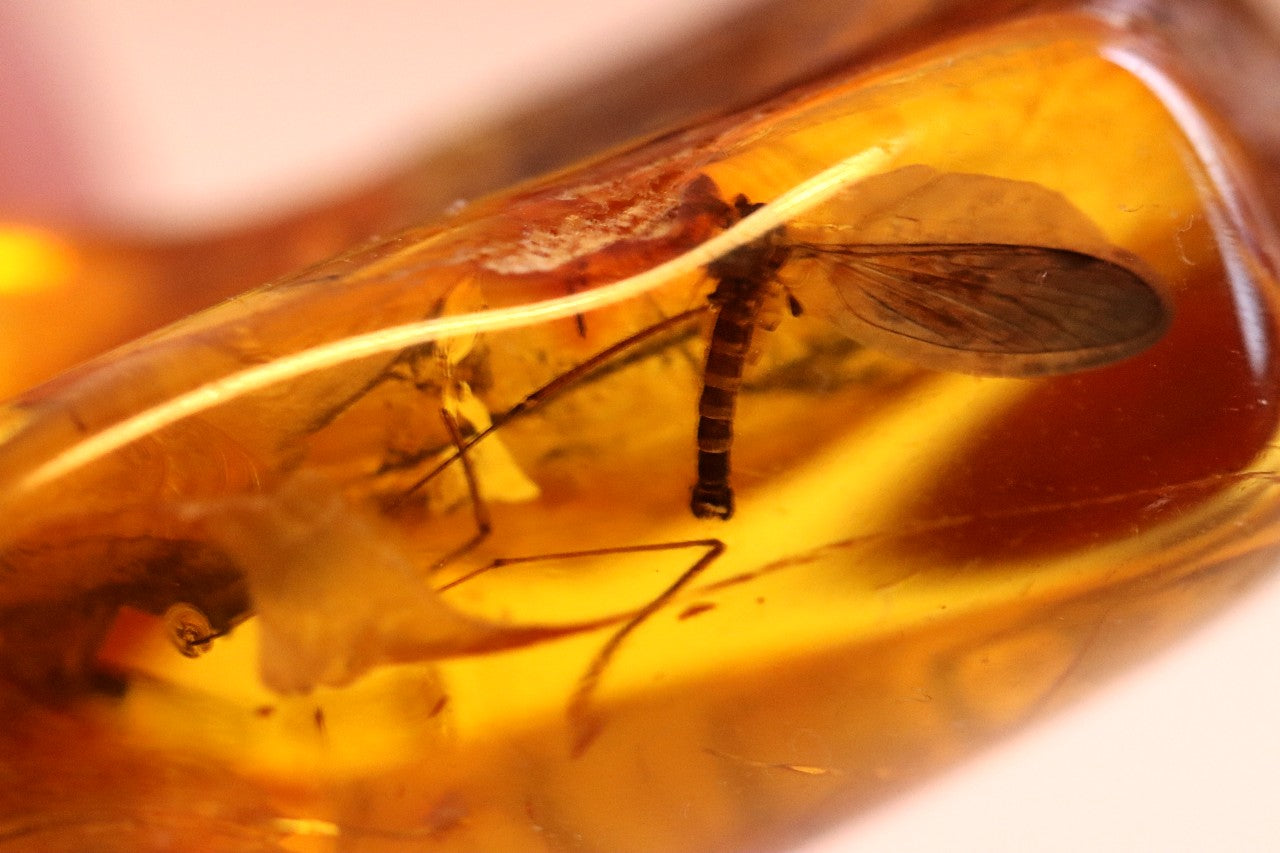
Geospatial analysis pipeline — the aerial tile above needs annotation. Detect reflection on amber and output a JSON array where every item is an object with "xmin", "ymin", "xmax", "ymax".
[
  {"xmin": 0, "ymin": 225, "xmax": 75, "ymax": 296},
  {"xmin": 0, "ymin": 178, "xmax": 413, "ymax": 400},
  {"xmin": 3, "ymin": 9, "xmax": 1280, "ymax": 853}
]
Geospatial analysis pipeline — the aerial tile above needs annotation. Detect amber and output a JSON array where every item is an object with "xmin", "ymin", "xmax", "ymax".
[{"xmin": 3, "ymin": 4, "xmax": 1280, "ymax": 852}]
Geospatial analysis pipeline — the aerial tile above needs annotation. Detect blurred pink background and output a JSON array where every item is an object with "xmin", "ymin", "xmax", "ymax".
[{"xmin": 1, "ymin": 3, "xmax": 1278, "ymax": 851}]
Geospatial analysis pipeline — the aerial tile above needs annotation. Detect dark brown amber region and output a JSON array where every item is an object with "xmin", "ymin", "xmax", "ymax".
[{"xmin": 909, "ymin": 262, "xmax": 1278, "ymax": 560}]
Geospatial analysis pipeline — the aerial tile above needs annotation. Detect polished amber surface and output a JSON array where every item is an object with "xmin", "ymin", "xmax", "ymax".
[{"xmin": 3, "ymin": 7, "xmax": 1280, "ymax": 853}]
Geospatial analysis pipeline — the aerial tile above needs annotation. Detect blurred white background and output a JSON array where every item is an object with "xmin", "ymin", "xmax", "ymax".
[{"xmin": 2, "ymin": 2, "xmax": 1279, "ymax": 851}]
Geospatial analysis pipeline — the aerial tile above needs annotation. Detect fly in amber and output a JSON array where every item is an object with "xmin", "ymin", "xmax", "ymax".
[
  {"xmin": 421, "ymin": 165, "xmax": 1172, "ymax": 525},
  {"xmin": 686, "ymin": 170, "xmax": 1170, "ymax": 518},
  {"xmin": 391, "ymin": 166, "xmax": 1174, "ymax": 741},
  {"xmin": 1, "ymin": 12, "xmax": 1270, "ymax": 850}
]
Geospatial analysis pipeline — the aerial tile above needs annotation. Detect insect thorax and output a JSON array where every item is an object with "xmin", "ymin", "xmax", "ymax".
[{"xmin": 705, "ymin": 226, "xmax": 792, "ymax": 306}]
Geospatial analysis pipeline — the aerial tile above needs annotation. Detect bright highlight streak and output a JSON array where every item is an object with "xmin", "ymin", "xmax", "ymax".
[{"xmin": 13, "ymin": 145, "xmax": 898, "ymax": 496}]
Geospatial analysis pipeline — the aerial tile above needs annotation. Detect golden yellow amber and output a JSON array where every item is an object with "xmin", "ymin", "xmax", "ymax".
[{"xmin": 2, "ymin": 7, "xmax": 1279, "ymax": 853}]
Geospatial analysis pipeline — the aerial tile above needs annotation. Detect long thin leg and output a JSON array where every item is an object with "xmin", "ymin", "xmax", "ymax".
[
  {"xmin": 395, "ymin": 304, "xmax": 712, "ymax": 504},
  {"xmin": 429, "ymin": 406, "xmax": 493, "ymax": 569},
  {"xmin": 437, "ymin": 537, "xmax": 725, "ymax": 754},
  {"xmin": 565, "ymin": 538, "xmax": 724, "ymax": 754},
  {"xmin": 395, "ymin": 305, "xmax": 722, "ymax": 748}
]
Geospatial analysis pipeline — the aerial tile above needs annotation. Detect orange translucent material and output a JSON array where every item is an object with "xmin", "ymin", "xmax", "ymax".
[
  {"xmin": 0, "ymin": 187, "xmax": 407, "ymax": 400},
  {"xmin": 2, "ymin": 8, "xmax": 1280, "ymax": 853}
]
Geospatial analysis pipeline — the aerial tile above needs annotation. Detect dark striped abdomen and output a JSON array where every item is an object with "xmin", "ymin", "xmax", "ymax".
[
  {"xmin": 690, "ymin": 288, "xmax": 764, "ymax": 519},
  {"xmin": 688, "ymin": 195, "xmax": 791, "ymax": 521}
]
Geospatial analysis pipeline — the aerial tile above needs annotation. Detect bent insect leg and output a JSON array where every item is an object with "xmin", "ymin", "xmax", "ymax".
[
  {"xmin": 386, "ymin": 307, "xmax": 731, "ymax": 748},
  {"xmin": 397, "ymin": 304, "xmax": 708, "ymax": 568},
  {"xmin": 395, "ymin": 304, "xmax": 713, "ymax": 505},
  {"xmin": 427, "ymin": 405, "xmax": 494, "ymax": 569},
  {"xmin": 436, "ymin": 537, "xmax": 726, "ymax": 755}
]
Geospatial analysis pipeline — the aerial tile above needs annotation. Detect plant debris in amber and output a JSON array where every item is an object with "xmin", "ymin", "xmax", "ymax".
[{"xmin": 2, "ymin": 8, "xmax": 1280, "ymax": 853}]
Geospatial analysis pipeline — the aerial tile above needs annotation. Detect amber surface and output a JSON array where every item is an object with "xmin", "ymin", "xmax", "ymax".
[
  {"xmin": 3, "ymin": 6, "xmax": 1280, "ymax": 853},
  {"xmin": 0, "ymin": 182, "xmax": 426, "ymax": 400}
]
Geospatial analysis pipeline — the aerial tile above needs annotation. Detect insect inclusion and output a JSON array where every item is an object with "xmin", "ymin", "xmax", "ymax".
[
  {"xmin": 678, "ymin": 169, "xmax": 1170, "ymax": 519},
  {"xmin": 370, "ymin": 166, "xmax": 1173, "ymax": 744}
]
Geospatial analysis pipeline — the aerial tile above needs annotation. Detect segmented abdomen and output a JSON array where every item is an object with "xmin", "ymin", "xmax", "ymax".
[{"xmin": 690, "ymin": 289, "xmax": 763, "ymax": 519}]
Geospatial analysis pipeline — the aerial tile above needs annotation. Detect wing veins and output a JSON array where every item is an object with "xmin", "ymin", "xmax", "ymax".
[
  {"xmin": 832, "ymin": 253, "xmax": 1062, "ymax": 345},
  {"xmin": 788, "ymin": 240, "xmax": 1166, "ymax": 361}
]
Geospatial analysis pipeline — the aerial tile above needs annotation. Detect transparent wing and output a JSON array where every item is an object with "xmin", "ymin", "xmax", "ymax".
[{"xmin": 790, "ymin": 242, "xmax": 1172, "ymax": 377}]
